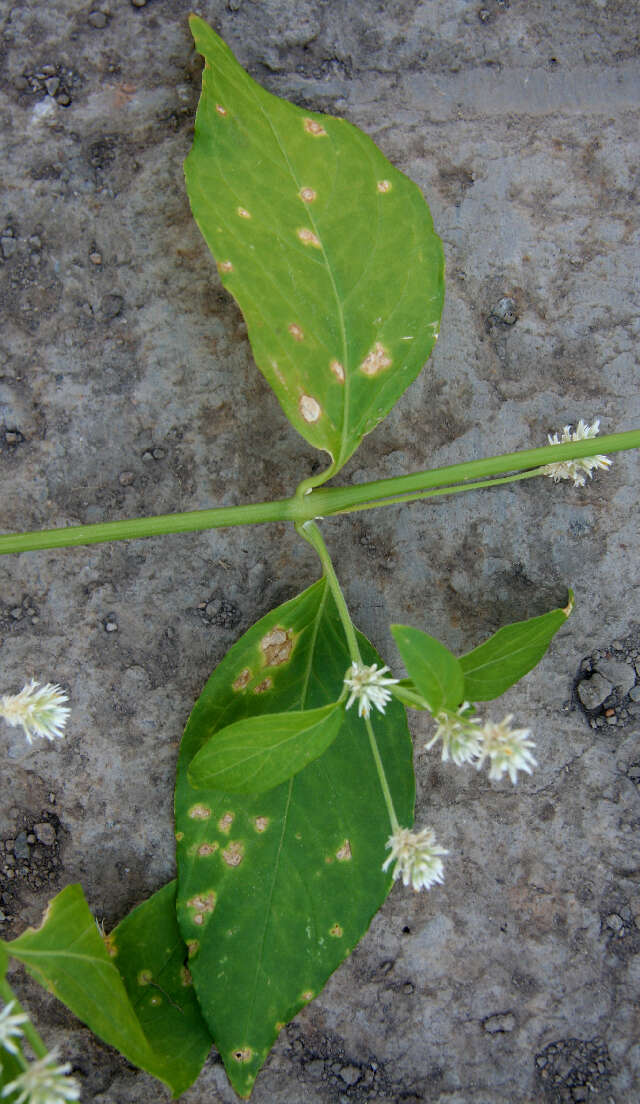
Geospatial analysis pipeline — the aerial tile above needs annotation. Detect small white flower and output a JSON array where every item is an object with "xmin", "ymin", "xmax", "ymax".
[
  {"xmin": 541, "ymin": 418, "xmax": 612, "ymax": 487},
  {"xmin": 426, "ymin": 702, "xmax": 483, "ymax": 765},
  {"xmin": 0, "ymin": 1000, "xmax": 29, "ymax": 1056},
  {"xmin": 475, "ymin": 715, "xmax": 537, "ymax": 784},
  {"xmin": 382, "ymin": 825, "xmax": 448, "ymax": 891},
  {"xmin": 0, "ymin": 681, "xmax": 70, "ymax": 745},
  {"xmin": 1, "ymin": 1047, "xmax": 81, "ymax": 1104},
  {"xmin": 343, "ymin": 662, "xmax": 399, "ymax": 719}
]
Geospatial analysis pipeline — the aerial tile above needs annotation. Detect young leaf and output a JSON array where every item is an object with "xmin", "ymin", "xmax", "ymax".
[
  {"xmin": 459, "ymin": 592, "xmax": 574, "ymax": 701},
  {"xmin": 186, "ymin": 16, "xmax": 444, "ymax": 477},
  {"xmin": 5, "ymin": 883, "xmax": 207, "ymax": 1098},
  {"xmin": 391, "ymin": 624, "xmax": 464, "ymax": 715},
  {"xmin": 175, "ymin": 579, "xmax": 414, "ymax": 1098},
  {"xmin": 188, "ymin": 702, "xmax": 344, "ymax": 793}
]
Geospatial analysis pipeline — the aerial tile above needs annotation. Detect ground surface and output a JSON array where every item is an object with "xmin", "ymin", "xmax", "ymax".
[{"xmin": 1, "ymin": 1, "xmax": 639, "ymax": 1101}]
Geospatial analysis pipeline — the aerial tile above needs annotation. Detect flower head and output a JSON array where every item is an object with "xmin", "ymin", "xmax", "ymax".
[
  {"xmin": 382, "ymin": 825, "xmax": 447, "ymax": 891},
  {"xmin": 343, "ymin": 662, "xmax": 399, "ymax": 719},
  {"xmin": 0, "ymin": 681, "xmax": 70, "ymax": 745},
  {"xmin": 475, "ymin": 715, "xmax": 537, "ymax": 784},
  {"xmin": 541, "ymin": 418, "xmax": 612, "ymax": 487},
  {"xmin": 1, "ymin": 1048, "xmax": 80, "ymax": 1104},
  {"xmin": 0, "ymin": 1000, "xmax": 29, "ymax": 1056},
  {"xmin": 426, "ymin": 702, "xmax": 482, "ymax": 765}
]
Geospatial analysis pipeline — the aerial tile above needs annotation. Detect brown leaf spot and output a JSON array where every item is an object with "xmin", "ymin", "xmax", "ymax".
[
  {"xmin": 288, "ymin": 323, "xmax": 304, "ymax": 342},
  {"xmin": 260, "ymin": 626, "xmax": 294, "ymax": 666},
  {"xmin": 254, "ymin": 816, "xmax": 270, "ymax": 833},
  {"xmin": 330, "ymin": 923, "xmax": 344, "ymax": 938},
  {"xmin": 222, "ymin": 840, "xmax": 245, "ymax": 867},
  {"xmin": 215, "ymin": 104, "xmax": 227, "ymax": 116},
  {"xmin": 232, "ymin": 667, "xmax": 252, "ymax": 692},
  {"xmin": 180, "ymin": 966, "xmax": 193, "ymax": 987},
  {"xmin": 137, "ymin": 969, "xmax": 152, "ymax": 986},
  {"xmin": 188, "ymin": 891, "xmax": 217, "ymax": 917},
  {"xmin": 330, "ymin": 358, "xmax": 345, "ymax": 383},
  {"xmin": 218, "ymin": 812, "xmax": 234, "ymax": 834},
  {"xmin": 188, "ymin": 804, "xmax": 211, "ymax": 820},
  {"xmin": 175, "ymin": 831, "xmax": 184, "ymax": 841},
  {"xmin": 336, "ymin": 839, "xmax": 352, "ymax": 862},
  {"xmin": 301, "ymin": 989, "xmax": 314, "ymax": 1002},
  {"xmin": 233, "ymin": 1047, "xmax": 253, "ymax": 1063},
  {"xmin": 253, "ymin": 677, "xmax": 273, "ymax": 694},
  {"xmin": 237, "ymin": 206, "xmax": 251, "ymax": 219},
  {"xmin": 198, "ymin": 842, "xmax": 219, "ymax": 857},
  {"xmin": 103, "ymin": 934, "xmax": 117, "ymax": 958},
  {"xmin": 193, "ymin": 913, "xmax": 204, "ymax": 926},
  {"xmin": 218, "ymin": 260, "xmax": 233, "ymax": 273},
  {"xmin": 377, "ymin": 179, "xmax": 392, "ymax": 193},
  {"xmin": 297, "ymin": 227, "xmax": 321, "ymax": 248},
  {"xmin": 299, "ymin": 394, "xmax": 322, "ymax": 423},
  {"xmin": 360, "ymin": 342, "xmax": 392, "ymax": 376},
  {"xmin": 187, "ymin": 939, "xmax": 199, "ymax": 957},
  {"xmin": 303, "ymin": 118, "xmax": 327, "ymax": 137},
  {"xmin": 300, "ymin": 187, "xmax": 317, "ymax": 202}
]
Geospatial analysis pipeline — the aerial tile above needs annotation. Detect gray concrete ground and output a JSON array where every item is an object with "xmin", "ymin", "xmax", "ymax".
[{"xmin": 1, "ymin": 1, "xmax": 639, "ymax": 1100}]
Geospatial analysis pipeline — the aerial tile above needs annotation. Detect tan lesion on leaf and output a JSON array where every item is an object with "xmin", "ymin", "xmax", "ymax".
[
  {"xmin": 236, "ymin": 206, "xmax": 251, "ymax": 219},
  {"xmin": 330, "ymin": 923, "xmax": 344, "ymax": 938},
  {"xmin": 377, "ymin": 179, "xmax": 392, "ymax": 193},
  {"xmin": 187, "ymin": 890, "xmax": 217, "ymax": 927},
  {"xmin": 254, "ymin": 677, "xmax": 273, "ymax": 694},
  {"xmin": 303, "ymin": 117, "xmax": 327, "ymax": 137},
  {"xmin": 103, "ymin": 933, "xmax": 117, "ymax": 958},
  {"xmin": 187, "ymin": 939, "xmax": 199, "ymax": 957},
  {"xmin": 222, "ymin": 840, "xmax": 245, "ymax": 867},
  {"xmin": 197, "ymin": 842, "xmax": 219, "ymax": 858},
  {"xmin": 175, "ymin": 830, "xmax": 184, "ymax": 841},
  {"xmin": 233, "ymin": 1047, "xmax": 253, "ymax": 1063},
  {"xmin": 180, "ymin": 965, "xmax": 193, "ymax": 987},
  {"xmin": 336, "ymin": 839, "xmax": 352, "ymax": 861},
  {"xmin": 299, "ymin": 394, "xmax": 322, "ymax": 423},
  {"xmin": 254, "ymin": 816, "xmax": 270, "ymax": 833},
  {"xmin": 299, "ymin": 187, "xmax": 317, "ymax": 202},
  {"xmin": 188, "ymin": 804, "xmax": 211, "ymax": 820},
  {"xmin": 218, "ymin": 260, "xmax": 233, "ymax": 273},
  {"xmin": 232, "ymin": 667, "xmax": 252, "ymax": 692},
  {"xmin": 137, "ymin": 969, "xmax": 152, "ymax": 986},
  {"xmin": 219, "ymin": 812, "xmax": 234, "ymax": 834},
  {"xmin": 330, "ymin": 358, "xmax": 345, "ymax": 383},
  {"xmin": 215, "ymin": 103, "xmax": 227, "ymax": 116},
  {"xmin": 288, "ymin": 323, "xmax": 304, "ymax": 342},
  {"xmin": 301, "ymin": 989, "xmax": 314, "ymax": 1001},
  {"xmin": 297, "ymin": 227, "xmax": 321, "ymax": 248},
  {"xmin": 360, "ymin": 342, "xmax": 392, "ymax": 377},
  {"xmin": 260, "ymin": 626, "xmax": 294, "ymax": 666}
]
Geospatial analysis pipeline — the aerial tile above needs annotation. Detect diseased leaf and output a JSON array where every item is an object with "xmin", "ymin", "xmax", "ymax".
[
  {"xmin": 391, "ymin": 625, "xmax": 464, "ymax": 715},
  {"xmin": 186, "ymin": 16, "xmax": 444, "ymax": 476},
  {"xmin": 6, "ymin": 884, "xmax": 205, "ymax": 1098},
  {"xmin": 459, "ymin": 591, "xmax": 574, "ymax": 701},
  {"xmin": 188, "ymin": 703, "xmax": 345, "ymax": 793},
  {"xmin": 175, "ymin": 579, "xmax": 414, "ymax": 1098},
  {"xmin": 111, "ymin": 880, "xmax": 212, "ymax": 1097}
]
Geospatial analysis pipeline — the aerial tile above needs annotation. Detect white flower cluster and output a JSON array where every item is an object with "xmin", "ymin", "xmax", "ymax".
[
  {"xmin": 343, "ymin": 662, "xmax": 399, "ymax": 719},
  {"xmin": 383, "ymin": 825, "xmax": 447, "ymax": 892},
  {"xmin": 0, "ymin": 1000, "xmax": 28, "ymax": 1056},
  {"xmin": 0, "ymin": 1047, "xmax": 80, "ymax": 1104},
  {"xmin": 0, "ymin": 681, "xmax": 70, "ymax": 745},
  {"xmin": 428, "ymin": 706, "xmax": 537, "ymax": 784},
  {"xmin": 541, "ymin": 418, "xmax": 612, "ymax": 487}
]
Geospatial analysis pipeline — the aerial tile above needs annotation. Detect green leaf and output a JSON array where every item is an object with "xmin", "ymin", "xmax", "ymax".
[
  {"xmin": 0, "ymin": 1046, "xmax": 23, "ymax": 1103},
  {"xmin": 391, "ymin": 624, "xmax": 464, "ymax": 715},
  {"xmin": 186, "ymin": 16, "xmax": 444, "ymax": 477},
  {"xmin": 110, "ymin": 880, "xmax": 212, "ymax": 1097},
  {"xmin": 459, "ymin": 591, "xmax": 574, "ymax": 701},
  {"xmin": 6, "ymin": 884, "xmax": 206, "ymax": 1098},
  {"xmin": 175, "ymin": 579, "xmax": 414, "ymax": 1097},
  {"xmin": 188, "ymin": 702, "xmax": 345, "ymax": 793}
]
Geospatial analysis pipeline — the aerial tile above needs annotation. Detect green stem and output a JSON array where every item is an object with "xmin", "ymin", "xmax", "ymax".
[
  {"xmin": 324, "ymin": 468, "xmax": 542, "ymax": 515},
  {"xmin": 0, "ymin": 976, "xmax": 48, "ymax": 1061},
  {"xmin": 295, "ymin": 521, "xmax": 400, "ymax": 832},
  {"xmin": 1, "ymin": 430, "xmax": 638, "ymax": 556}
]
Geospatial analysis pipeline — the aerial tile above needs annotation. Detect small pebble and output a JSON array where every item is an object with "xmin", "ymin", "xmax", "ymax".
[
  {"xmin": 44, "ymin": 76, "xmax": 60, "ymax": 96},
  {"xmin": 56, "ymin": 92, "xmax": 71, "ymax": 106},
  {"xmin": 104, "ymin": 620, "xmax": 118, "ymax": 633},
  {"xmin": 14, "ymin": 76, "xmax": 28, "ymax": 91},
  {"xmin": 88, "ymin": 11, "xmax": 108, "ymax": 28},
  {"xmin": 119, "ymin": 470, "xmax": 135, "ymax": 485},
  {"xmin": 1, "ymin": 237, "xmax": 17, "ymax": 259},
  {"xmin": 629, "ymin": 686, "xmax": 640, "ymax": 701},
  {"xmin": 131, "ymin": 0, "xmax": 147, "ymax": 6},
  {"xmin": 34, "ymin": 822, "xmax": 56, "ymax": 846},
  {"xmin": 89, "ymin": 251, "xmax": 102, "ymax": 265},
  {"xmin": 152, "ymin": 446, "xmax": 166, "ymax": 460}
]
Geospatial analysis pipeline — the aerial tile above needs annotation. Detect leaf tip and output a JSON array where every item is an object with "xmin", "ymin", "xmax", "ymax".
[{"xmin": 563, "ymin": 589, "xmax": 575, "ymax": 617}]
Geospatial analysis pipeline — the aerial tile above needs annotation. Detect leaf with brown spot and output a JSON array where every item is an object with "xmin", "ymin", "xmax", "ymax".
[
  {"xmin": 175, "ymin": 579, "xmax": 414, "ymax": 1097},
  {"xmin": 185, "ymin": 16, "xmax": 444, "ymax": 478}
]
